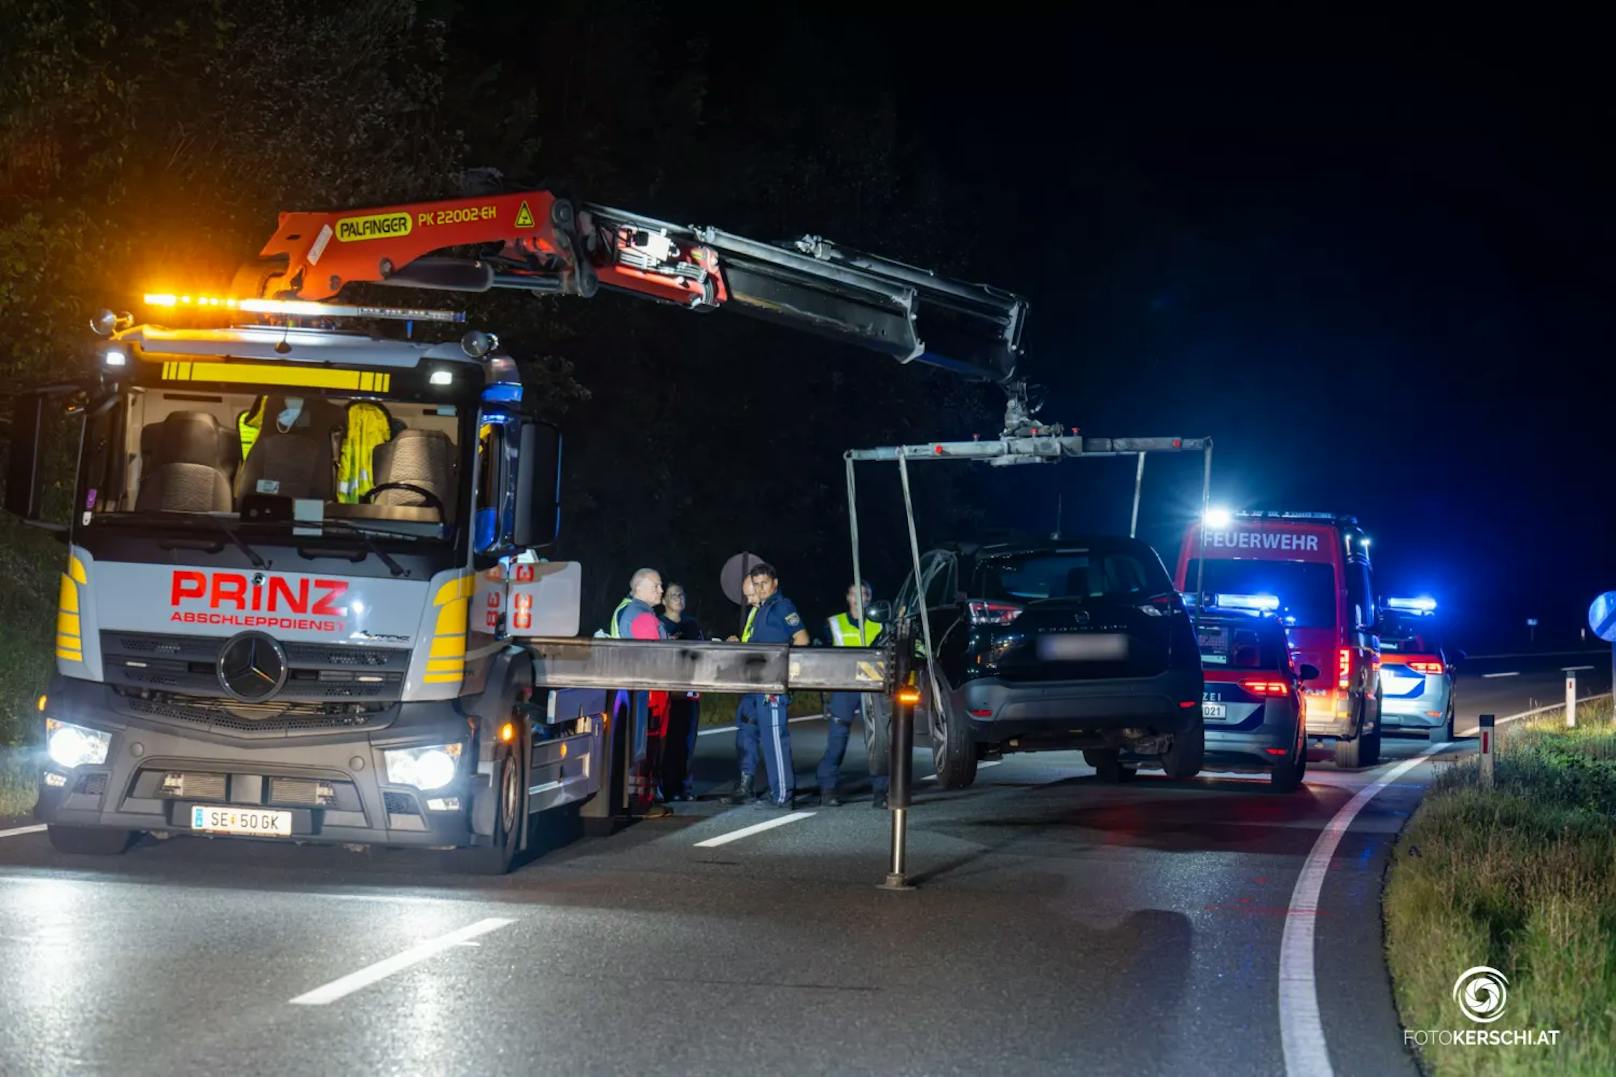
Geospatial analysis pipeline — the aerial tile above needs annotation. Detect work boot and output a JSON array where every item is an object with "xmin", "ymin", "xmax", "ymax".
[
  {"xmin": 753, "ymin": 794, "xmax": 794, "ymax": 811},
  {"xmin": 872, "ymin": 792, "xmax": 888, "ymax": 810},
  {"xmin": 821, "ymin": 788, "xmax": 843, "ymax": 807},
  {"xmin": 724, "ymin": 774, "xmax": 755, "ymax": 806},
  {"xmin": 641, "ymin": 803, "xmax": 673, "ymax": 820}
]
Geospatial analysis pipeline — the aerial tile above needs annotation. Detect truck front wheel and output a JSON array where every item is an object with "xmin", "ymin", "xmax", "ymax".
[
  {"xmin": 47, "ymin": 825, "xmax": 133, "ymax": 855},
  {"xmin": 453, "ymin": 744, "xmax": 522, "ymax": 876}
]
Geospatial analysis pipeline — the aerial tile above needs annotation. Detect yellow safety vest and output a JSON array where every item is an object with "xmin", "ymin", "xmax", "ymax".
[
  {"xmin": 336, "ymin": 403, "xmax": 392, "ymax": 503},
  {"xmin": 237, "ymin": 398, "xmax": 266, "ymax": 460},
  {"xmin": 741, "ymin": 605, "xmax": 758, "ymax": 642},
  {"xmin": 828, "ymin": 611, "xmax": 881, "ymax": 647},
  {"xmin": 608, "ymin": 597, "xmax": 633, "ymax": 639}
]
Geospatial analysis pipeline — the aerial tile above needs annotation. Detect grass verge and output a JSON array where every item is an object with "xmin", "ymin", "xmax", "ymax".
[{"xmin": 1384, "ymin": 696, "xmax": 1616, "ymax": 1075}]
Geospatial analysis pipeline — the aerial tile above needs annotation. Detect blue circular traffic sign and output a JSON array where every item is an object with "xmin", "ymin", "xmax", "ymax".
[{"xmin": 1589, "ymin": 592, "xmax": 1616, "ymax": 643}]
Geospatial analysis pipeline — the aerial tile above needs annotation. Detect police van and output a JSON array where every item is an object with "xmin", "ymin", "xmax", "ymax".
[{"xmin": 1175, "ymin": 511, "xmax": 1382, "ymax": 768}]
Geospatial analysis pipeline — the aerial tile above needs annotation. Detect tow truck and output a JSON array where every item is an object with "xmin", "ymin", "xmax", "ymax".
[{"xmin": 2, "ymin": 189, "xmax": 1029, "ymax": 873}]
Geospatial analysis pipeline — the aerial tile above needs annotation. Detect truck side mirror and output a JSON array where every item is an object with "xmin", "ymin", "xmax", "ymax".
[
  {"xmin": 3, "ymin": 392, "xmax": 47, "ymax": 521},
  {"xmin": 865, "ymin": 600, "xmax": 893, "ymax": 623},
  {"xmin": 1299, "ymin": 663, "xmax": 1321, "ymax": 682},
  {"xmin": 513, "ymin": 420, "xmax": 561, "ymax": 548}
]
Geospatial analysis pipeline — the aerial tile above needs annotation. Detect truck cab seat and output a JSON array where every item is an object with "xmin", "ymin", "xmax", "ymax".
[
  {"xmin": 135, "ymin": 412, "xmax": 235, "ymax": 513},
  {"xmin": 371, "ymin": 429, "xmax": 455, "ymax": 520}
]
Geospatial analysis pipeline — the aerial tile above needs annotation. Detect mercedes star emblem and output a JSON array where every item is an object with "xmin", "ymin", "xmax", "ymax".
[{"xmin": 216, "ymin": 631, "xmax": 288, "ymax": 701}]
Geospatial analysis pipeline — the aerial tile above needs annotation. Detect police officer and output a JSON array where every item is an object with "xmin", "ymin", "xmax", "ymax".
[
  {"xmin": 609, "ymin": 568, "xmax": 672, "ymax": 820},
  {"xmin": 815, "ymin": 581, "xmax": 883, "ymax": 806},
  {"xmin": 724, "ymin": 563, "xmax": 808, "ymax": 809}
]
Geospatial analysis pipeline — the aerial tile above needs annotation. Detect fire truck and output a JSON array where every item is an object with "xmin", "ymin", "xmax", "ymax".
[{"xmin": 3, "ymin": 190, "xmax": 1027, "ymax": 872}]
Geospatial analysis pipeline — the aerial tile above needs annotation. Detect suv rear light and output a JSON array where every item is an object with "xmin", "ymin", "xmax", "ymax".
[
  {"xmin": 1242, "ymin": 680, "xmax": 1290, "ymax": 696},
  {"xmin": 1407, "ymin": 659, "xmax": 1444, "ymax": 676},
  {"xmin": 1337, "ymin": 648, "xmax": 1352, "ymax": 691},
  {"xmin": 967, "ymin": 600, "xmax": 1023, "ymax": 625}
]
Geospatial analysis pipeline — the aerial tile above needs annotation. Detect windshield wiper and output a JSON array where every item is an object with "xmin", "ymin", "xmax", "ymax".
[
  {"xmin": 311, "ymin": 520, "xmax": 410, "ymax": 578},
  {"xmin": 101, "ymin": 511, "xmax": 267, "ymax": 568}
]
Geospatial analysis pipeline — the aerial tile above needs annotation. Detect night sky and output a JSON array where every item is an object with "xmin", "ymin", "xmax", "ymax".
[{"xmin": 705, "ymin": 11, "xmax": 1611, "ymax": 651}]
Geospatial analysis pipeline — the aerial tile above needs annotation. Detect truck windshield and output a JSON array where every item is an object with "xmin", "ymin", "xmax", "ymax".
[{"xmin": 77, "ymin": 385, "xmax": 470, "ymax": 540}]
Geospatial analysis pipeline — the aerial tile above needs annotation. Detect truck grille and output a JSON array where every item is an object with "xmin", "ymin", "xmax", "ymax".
[
  {"xmin": 113, "ymin": 687, "xmax": 392, "ymax": 737},
  {"xmin": 100, "ymin": 631, "xmax": 409, "ymax": 704}
]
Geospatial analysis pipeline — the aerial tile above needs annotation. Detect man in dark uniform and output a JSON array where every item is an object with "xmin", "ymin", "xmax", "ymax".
[
  {"xmin": 657, "ymin": 582, "xmax": 703, "ymax": 801},
  {"xmin": 727, "ymin": 563, "xmax": 808, "ymax": 809}
]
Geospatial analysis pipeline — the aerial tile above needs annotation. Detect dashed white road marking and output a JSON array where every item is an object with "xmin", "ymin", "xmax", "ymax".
[
  {"xmin": 1481, "ymin": 671, "xmax": 1519, "ymax": 679},
  {"xmin": 693, "ymin": 812, "xmax": 815, "ymax": 848},
  {"xmin": 0, "ymin": 824, "xmax": 46, "ymax": 839},
  {"xmin": 696, "ymin": 714, "xmax": 826, "ymax": 737},
  {"xmin": 289, "ymin": 917, "xmax": 515, "ymax": 1006}
]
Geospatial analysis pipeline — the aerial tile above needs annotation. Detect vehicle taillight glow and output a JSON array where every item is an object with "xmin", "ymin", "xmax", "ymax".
[
  {"xmin": 1407, "ymin": 660, "xmax": 1444, "ymax": 676},
  {"xmin": 967, "ymin": 600, "xmax": 1023, "ymax": 625},
  {"xmin": 1242, "ymin": 680, "xmax": 1290, "ymax": 696},
  {"xmin": 1338, "ymin": 647, "xmax": 1352, "ymax": 690},
  {"xmin": 1141, "ymin": 593, "xmax": 1183, "ymax": 617}
]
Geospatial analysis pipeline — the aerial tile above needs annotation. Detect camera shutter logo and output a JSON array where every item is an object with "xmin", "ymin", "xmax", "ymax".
[{"xmin": 1452, "ymin": 966, "xmax": 1508, "ymax": 1023}]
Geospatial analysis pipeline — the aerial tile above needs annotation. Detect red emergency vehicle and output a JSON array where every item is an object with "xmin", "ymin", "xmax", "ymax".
[{"xmin": 1175, "ymin": 511, "xmax": 1382, "ymax": 767}]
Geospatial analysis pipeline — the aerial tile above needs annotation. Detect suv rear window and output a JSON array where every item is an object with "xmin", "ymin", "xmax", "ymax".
[
  {"xmin": 1183, "ymin": 559, "xmax": 1337, "ymax": 628},
  {"xmin": 978, "ymin": 550, "xmax": 1167, "ymax": 601}
]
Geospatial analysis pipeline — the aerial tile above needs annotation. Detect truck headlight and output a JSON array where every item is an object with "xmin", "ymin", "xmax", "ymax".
[
  {"xmin": 384, "ymin": 744, "xmax": 462, "ymax": 790},
  {"xmin": 46, "ymin": 719, "xmax": 111, "ymax": 769}
]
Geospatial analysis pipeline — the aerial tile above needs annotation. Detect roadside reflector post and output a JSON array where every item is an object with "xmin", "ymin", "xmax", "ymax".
[
  {"xmin": 1566, "ymin": 671, "xmax": 1577, "ymax": 729},
  {"xmin": 881, "ymin": 618, "xmax": 917, "ymax": 892},
  {"xmin": 1478, "ymin": 713, "xmax": 1495, "ymax": 789}
]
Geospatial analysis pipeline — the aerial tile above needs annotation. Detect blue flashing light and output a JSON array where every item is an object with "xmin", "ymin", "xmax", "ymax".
[
  {"xmin": 1215, "ymin": 593, "xmax": 1280, "ymax": 612},
  {"xmin": 1386, "ymin": 596, "xmax": 1437, "ymax": 614},
  {"xmin": 481, "ymin": 383, "xmax": 523, "ymax": 404}
]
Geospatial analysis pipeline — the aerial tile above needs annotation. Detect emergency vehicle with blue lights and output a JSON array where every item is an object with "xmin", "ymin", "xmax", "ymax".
[
  {"xmin": 3, "ymin": 189, "xmax": 1026, "ymax": 871},
  {"xmin": 1376, "ymin": 596, "xmax": 1459, "ymax": 742},
  {"xmin": 1176, "ymin": 510, "xmax": 1383, "ymax": 768}
]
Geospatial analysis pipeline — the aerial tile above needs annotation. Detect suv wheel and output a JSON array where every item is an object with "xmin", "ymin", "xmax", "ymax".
[
  {"xmin": 1158, "ymin": 714, "xmax": 1204, "ymax": 780},
  {"xmin": 925, "ymin": 678, "xmax": 977, "ymax": 790}
]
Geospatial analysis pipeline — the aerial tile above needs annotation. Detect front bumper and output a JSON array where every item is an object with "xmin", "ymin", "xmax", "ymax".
[
  {"xmin": 35, "ymin": 676, "xmax": 487, "ymax": 848},
  {"xmin": 961, "ymin": 668, "xmax": 1202, "ymax": 745}
]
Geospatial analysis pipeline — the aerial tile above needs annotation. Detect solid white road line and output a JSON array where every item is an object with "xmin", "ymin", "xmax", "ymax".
[
  {"xmin": 288, "ymin": 918, "xmax": 515, "ymax": 1006},
  {"xmin": 696, "ymin": 714, "xmax": 826, "ymax": 737},
  {"xmin": 0, "ymin": 824, "xmax": 46, "ymax": 839},
  {"xmin": 1279, "ymin": 744, "xmax": 1446, "ymax": 1077},
  {"xmin": 692, "ymin": 811, "xmax": 815, "ymax": 848}
]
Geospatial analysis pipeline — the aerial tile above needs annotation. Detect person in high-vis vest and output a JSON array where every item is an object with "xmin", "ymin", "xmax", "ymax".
[
  {"xmin": 722, "ymin": 572, "xmax": 763, "ymax": 803},
  {"xmin": 723, "ymin": 563, "xmax": 808, "ymax": 809},
  {"xmin": 609, "ymin": 568, "xmax": 673, "ymax": 819},
  {"xmin": 815, "ymin": 581, "xmax": 884, "ymax": 806}
]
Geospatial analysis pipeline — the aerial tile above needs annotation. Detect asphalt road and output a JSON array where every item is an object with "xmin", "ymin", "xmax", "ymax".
[{"xmin": 0, "ymin": 653, "xmax": 1605, "ymax": 1076}]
